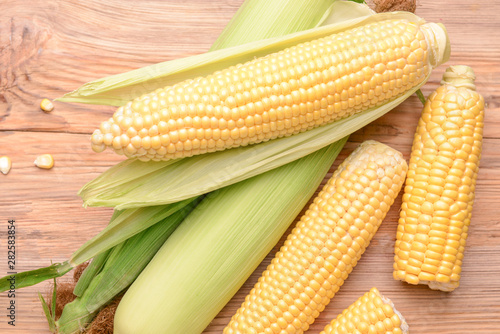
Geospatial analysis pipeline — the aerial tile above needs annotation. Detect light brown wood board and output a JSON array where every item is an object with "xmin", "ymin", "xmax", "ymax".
[{"xmin": 0, "ymin": 0, "xmax": 499, "ymax": 333}]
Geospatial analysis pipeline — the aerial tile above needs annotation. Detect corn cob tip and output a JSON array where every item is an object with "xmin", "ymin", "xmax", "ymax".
[
  {"xmin": 421, "ymin": 22, "xmax": 450, "ymax": 68},
  {"xmin": 441, "ymin": 65, "xmax": 476, "ymax": 90},
  {"xmin": 320, "ymin": 287, "xmax": 409, "ymax": 334},
  {"xmin": 378, "ymin": 289, "xmax": 409, "ymax": 334}
]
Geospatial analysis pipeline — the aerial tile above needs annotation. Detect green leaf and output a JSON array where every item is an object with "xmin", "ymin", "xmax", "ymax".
[
  {"xmin": 38, "ymin": 288, "xmax": 56, "ymax": 332},
  {"xmin": 51, "ymin": 278, "xmax": 57, "ymax": 323},
  {"xmin": 57, "ymin": 2, "xmax": 401, "ymax": 106},
  {"xmin": 69, "ymin": 197, "xmax": 198, "ymax": 266},
  {"xmin": 416, "ymin": 89, "xmax": 427, "ymax": 105},
  {"xmin": 0, "ymin": 262, "xmax": 72, "ymax": 293},
  {"xmin": 56, "ymin": 207, "xmax": 188, "ymax": 333},
  {"xmin": 72, "ymin": 249, "xmax": 111, "ymax": 297}
]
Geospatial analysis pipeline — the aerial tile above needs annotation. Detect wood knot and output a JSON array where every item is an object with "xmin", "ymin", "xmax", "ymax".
[{"xmin": 0, "ymin": 17, "xmax": 51, "ymax": 122}]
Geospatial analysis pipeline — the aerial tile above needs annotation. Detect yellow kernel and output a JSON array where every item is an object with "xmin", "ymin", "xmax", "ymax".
[
  {"xmin": 34, "ymin": 154, "xmax": 54, "ymax": 169},
  {"xmin": 0, "ymin": 156, "xmax": 12, "ymax": 175},
  {"xmin": 40, "ymin": 98, "xmax": 54, "ymax": 112}
]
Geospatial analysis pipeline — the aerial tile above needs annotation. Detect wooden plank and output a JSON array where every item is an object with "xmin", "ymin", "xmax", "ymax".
[{"xmin": 1, "ymin": 0, "xmax": 499, "ymax": 333}]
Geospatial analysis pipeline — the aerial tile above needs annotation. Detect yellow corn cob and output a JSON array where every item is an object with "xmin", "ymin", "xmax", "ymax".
[
  {"xmin": 320, "ymin": 288, "xmax": 409, "ymax": 334},
  {"xmin": 91, "ymin": 19, "xmax": 446, "ymax": 161},
  {"xmin": 393, "ymin": 65, "xmax": 484, "ymax": 292},
  {"xmin": 224, "ymin": 141, "xmax": 407, "ymax": 334}
]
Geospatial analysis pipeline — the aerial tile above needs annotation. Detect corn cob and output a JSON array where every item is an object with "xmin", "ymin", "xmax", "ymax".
[
  {"xmin": 224, "ymin": 141, "xmax": 407, "ymax": 334},
  {"xmin": 320, "ymin": 287, "xmax": 409, "ymax": 334},
  {"xmin": 91, "ymin": 19, "xmax": 446, "ymax": 161},
  {"xmin": 393, "ymin": 65, "xmax": 484, "ymax": 292}
]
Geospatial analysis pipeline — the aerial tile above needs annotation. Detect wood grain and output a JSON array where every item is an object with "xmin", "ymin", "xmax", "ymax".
[{"xmin": 1, "ymin": 0, "xmax": 499, "ymax": 333}]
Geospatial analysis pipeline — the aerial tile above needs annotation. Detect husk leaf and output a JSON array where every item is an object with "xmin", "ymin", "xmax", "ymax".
[
  {"xmin": 57, "ymin": 2, "xmax": 390, "ymax": 106},
  {"xmin": 114, "ymin": 141, "xmax": 345, "ymax": 334},
  {"xmin": 55, "ymin": 207, "xmax": 189, "ymax": 334}
]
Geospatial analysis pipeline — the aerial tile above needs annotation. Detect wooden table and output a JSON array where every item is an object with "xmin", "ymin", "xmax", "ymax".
[{"xmin": 1, "ymin": 0, "xmax": 499, "ymax": 333}]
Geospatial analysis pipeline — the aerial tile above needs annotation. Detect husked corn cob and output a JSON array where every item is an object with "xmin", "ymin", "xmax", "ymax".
[
  {"xmin": 394, "ymin": 65, "xmax": 484, "ymax": 292},
  {"xmin": 320, "ymin": 288, "xmax": 409, "ymax": 334},
  {"xmin": 91, "ymin": 19, "xmax": 446, "ymax": 161},
  {"xmin": 224, "ymin": 141, "xmax": 407, "ymax": 334}
]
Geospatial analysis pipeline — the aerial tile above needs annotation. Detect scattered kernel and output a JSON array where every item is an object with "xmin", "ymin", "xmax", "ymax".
[
  {"xmin": 34, "ymin": 154, "xmax": 55, "ymax": 169},
  {"xmin": 40, "ymin": 99, "xmax": 54, "ymax": 113},
  {"xmin": 0, "ymin": 156, "xmax": 12, "ymax": 175}
]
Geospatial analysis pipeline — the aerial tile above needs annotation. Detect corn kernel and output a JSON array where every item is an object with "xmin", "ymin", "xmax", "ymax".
[
  {"xmin": 0, "ymin": 156, "xmax": 12, "ymax": 175},
  {"xmin": 40, "ymin": 98, "xmax": 54, "ymax": 113},
  {"xmin": 34, "ymin": 154, "xmax": 54, "ymax": 169}
]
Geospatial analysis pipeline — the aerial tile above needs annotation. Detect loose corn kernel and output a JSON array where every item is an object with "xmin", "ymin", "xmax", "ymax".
[
  {"xmin": 0, "ymin": 156, "xmax": 12, "ymax": 175},
  {"xmin": 394, "ymin": 66, "xmax": 484, "ymax": 292},
  {"xmin": 34, "ymin": 154, "xmax": 55, "ymax": 169},
  {"xmin": 40, "ymin": 99, "xmax": 54, "ymax": 113},
  {"xmin": 224, "ymin": 141, "xmax": 407, "ymax": 334},
  {"xmin": 91, "ymin": 19, "xmax": 446, "ymax": 161}
]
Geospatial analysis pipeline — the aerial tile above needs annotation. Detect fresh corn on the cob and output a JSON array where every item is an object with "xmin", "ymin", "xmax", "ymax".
[
  {"xmin": 224, "ymin": 141, "xmax": 407, "ymax": 334},
  {"xmin": 320, "ymin": 288, "xmax": 409, "ymax": 334},
  {"xmin": 393, "ymin": 65, "xmax": 484, "ymax": 292},
  {"xmin": 91, "ymin": 19, "xmax": 448, "ymax": 161}
]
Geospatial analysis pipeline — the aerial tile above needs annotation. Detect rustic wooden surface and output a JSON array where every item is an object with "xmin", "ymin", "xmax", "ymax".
[{"xmin": 1, "ymin": 0, "xmax": 499, "ymax": 333}]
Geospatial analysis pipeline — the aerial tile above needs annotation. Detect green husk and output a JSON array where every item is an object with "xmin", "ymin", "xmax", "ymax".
[
  {"xmin": 209, "ymin": 0, "xmax": 339, "ymax": 51},
  {"xmin": 55, "ymin": 205, "xmax": 191, "ymax": 334},
  {"xmin": 114, "ymin": 139, "xmax": 346, "ymax": 334},
  {"xmin": 0, "ymin": 200, "xmax": 195, "ymax": 293},
  {"xmin": 417, "ymin": 89, "xmax": 427, "ymax": 104},
  {"xmin": 58, "ymin": 1, "xmax": 376, "ymax": 106},
  {"xmin": 68, "ymin": 197, "xmax": 197, "ymax": 266},
  {"xmin": 72, "ymin": 249, "xmax": 111, "ymax": 297},
  {"xmin": 39, "ymin": 286, "xmax": 57, "ymax": 332},
  {"xmin": 0, "ymin": 262, "xmax": 73, "ymax": 292}
]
